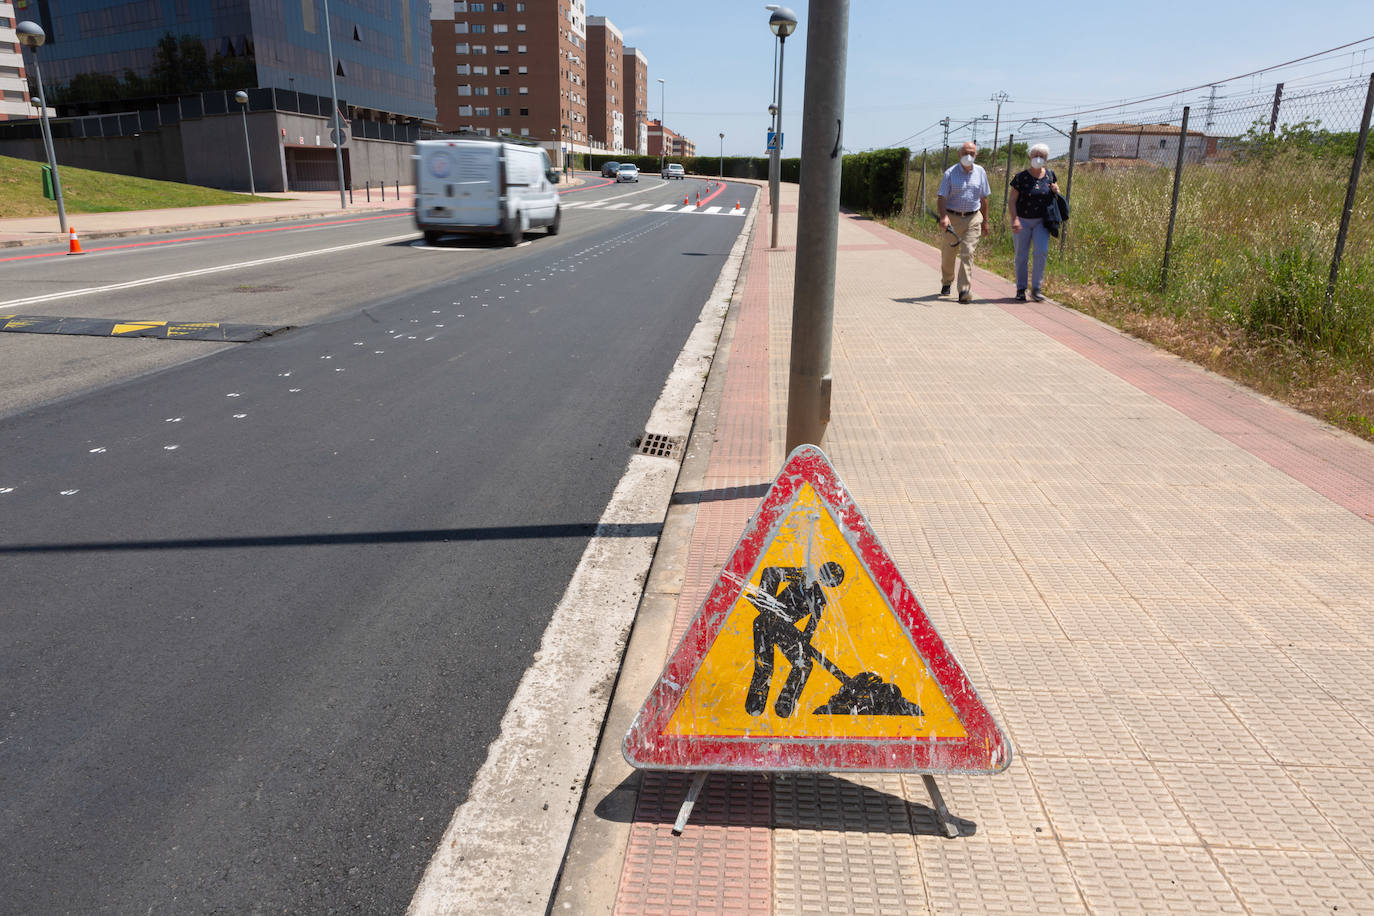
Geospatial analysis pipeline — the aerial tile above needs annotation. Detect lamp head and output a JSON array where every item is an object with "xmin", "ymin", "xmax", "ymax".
[
  {"xmin": 768, "ymin": 104, "xmax": 778, "ymax": 117},
  {"xmin": 768, "ymin": 7, "xmax": 798, "ymax": 38},
  {"xmin": 16, "ymin": 21, "xmax": 46, "ymax": 48},
  {"xmin": 235, "ymin": 90, "xmax": 249, "ymax": 105}
]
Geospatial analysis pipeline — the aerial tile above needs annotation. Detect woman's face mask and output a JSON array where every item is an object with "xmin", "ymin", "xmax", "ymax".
[
  {"xmin": 1030, "ymin": 156, "xmax": 1046, "ymax": 169},
  {"xmin": 960, "ymin": 154, "xmax": 976, "ymax": 168}
]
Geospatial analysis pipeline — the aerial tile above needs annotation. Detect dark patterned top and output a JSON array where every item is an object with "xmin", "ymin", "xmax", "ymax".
[{"xmin": 1010, "ymin": 169, "xmax": 1056, "ymax": 219}]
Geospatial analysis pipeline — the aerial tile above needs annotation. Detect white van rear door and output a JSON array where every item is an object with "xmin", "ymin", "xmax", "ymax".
[{"xmin": 446, "ymin": 143, "xmax": 501, "ymax": 227}]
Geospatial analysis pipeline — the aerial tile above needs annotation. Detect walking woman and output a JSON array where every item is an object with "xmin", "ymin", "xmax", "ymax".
[{"xmin": 1007, "ymin": 143, "xmax": 1060, "ymax": 301}]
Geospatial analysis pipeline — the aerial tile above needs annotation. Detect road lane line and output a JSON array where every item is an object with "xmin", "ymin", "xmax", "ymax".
[
  {"xmin": 408, "ymin": 193, "xmax": 757, "ymax": 916},
  {"xmin": 0, "ymin": 234, "xmax": 417, "ymax": 309}
]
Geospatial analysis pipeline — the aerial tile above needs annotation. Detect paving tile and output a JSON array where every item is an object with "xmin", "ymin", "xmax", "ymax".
[
  {"xmin": 904, "ymin": 763, "xmax": 1051, "ymax": 840},
  {"xmin": 1155, "ymin": 761, "xmax": 1337, "ymax": 852},
  {"xmin": 1283, "ymin": 646, "xmax": 1374, "ymax": 700},
  {"xmin": 1042, "ymin": 594, "xmax": 1166, "ymax": 644},
  {"xmin": 773, "ymin": 773, "xmax": 924, "ymax": 916},
  {"xmin": 1075, "ymin": 641, "xmax": 1215, "ymax": 697},
  {"xmin": 1061, "ymin": 841, "xmax": 1244, "ymax": 913},
  {"xmin": 1283, "ymin": 766, "xmax": 1374, "ymax": 858},
  {"xmin": 1224, "ymin": 694, "xmax": 1374, "ymax": 768},
  {"xmin": 1178, "ymin": 642, "xmax": 1327, "ymax": 700},
  {"xmin": 917, "ymin": 835, "xmax": 1087, "ymax": 914},
  {"xmin": 1026, "ymin": 757, "xmax": 1202, "ymax": 845},
  {"xmin": 975, "ymin": 639, "xmax": 1102, "ymax": 696},
  {"xmin": 995, "ymin": 689, "xmax": 1140, "ymax": 760},
  {"xmin": 1211, "ymin": 847, "xmax": 1374, "ymax": 913},
  {"xmin": 1111, "ymin": 693, "xmax": 1272, "ymax": 765},
  {"xmin": 1139, "ymin": 597, "xmax": 1267, "ymax": 646}
]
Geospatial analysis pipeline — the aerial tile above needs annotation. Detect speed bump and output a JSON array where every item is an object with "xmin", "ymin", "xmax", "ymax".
[{"xmin": 0, "ymin": 314, "xmax": 288, "ymax": 342}]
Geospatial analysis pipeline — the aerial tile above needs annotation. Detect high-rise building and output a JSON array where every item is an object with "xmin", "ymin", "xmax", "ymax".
[
  {"xmin": 584, "ymin": 15, "xmax": 621, "ymax": 152},
  {"xmin": 8, "ymin": 0, "xmax": 434, "ymax": 122},
  {"xmin": 621, "ymin": 46, "xmax": 647, "ymax": 155},
  {"xmin": 431, "ymin": 0, "xmax": 588, "ymax": 159},
  {"xmin": 2, "ymin": 2, "xmax": 35, "ymax": 120}
]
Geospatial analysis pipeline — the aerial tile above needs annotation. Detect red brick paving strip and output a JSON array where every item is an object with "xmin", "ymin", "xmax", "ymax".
[{"xmin": 614, "ymin": 217, "xmax": 777, "ymax": 914}]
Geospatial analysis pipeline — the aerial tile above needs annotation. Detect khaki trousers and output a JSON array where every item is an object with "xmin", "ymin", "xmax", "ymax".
[{"xmin": 940, "ymin": 210, "xmax": 983, "ymax": 295}]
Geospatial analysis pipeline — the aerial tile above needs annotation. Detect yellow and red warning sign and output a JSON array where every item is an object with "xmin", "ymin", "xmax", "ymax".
[{"xmin": 624, "ymin": 445, "xmax": 1010, "ymax": 773}]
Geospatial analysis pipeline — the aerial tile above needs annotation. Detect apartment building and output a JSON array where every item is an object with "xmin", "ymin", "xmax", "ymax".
[
  {"xmin": 584, "ymin": 15, "xmax": 621, "ymax": 152},
  {"xmin": 1, "ymin": 2, "xmax": 32, "ymax": 121},
  {"xmin": 621, "ymin": 45, "xmax": 647, "ymax": 155},
  {"xmin": 647, "ymin": 118, "xmax": 693, "ymax": 158},
  {"xmin": 431, "ymin": 0, "xmax": 588, "ymax": 156}
]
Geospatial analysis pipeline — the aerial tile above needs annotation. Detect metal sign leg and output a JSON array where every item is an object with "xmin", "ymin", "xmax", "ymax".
[
  {"xmin": 922, "ymin": 774, "xmax": 959, "ymax": 838},
  {"xmin": 672, "ymin": 772, "xmax": 709, "ymax": 835}
]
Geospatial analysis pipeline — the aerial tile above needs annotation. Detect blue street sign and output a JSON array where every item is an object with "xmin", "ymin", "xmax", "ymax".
[{"xmin": 767, "ymin": 131, "xmax": 784, "ymax": 152}]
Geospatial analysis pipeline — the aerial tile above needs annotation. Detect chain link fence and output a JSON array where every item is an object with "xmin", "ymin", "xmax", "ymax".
[{"xmin": 897, "ymin": 74, "xmax": 1374, "ymax": 362}]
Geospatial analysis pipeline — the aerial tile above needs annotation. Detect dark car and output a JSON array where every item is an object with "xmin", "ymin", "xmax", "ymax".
[{"xmin": 600, "ymin": 161, "xmax": 621, "ymax": 178}]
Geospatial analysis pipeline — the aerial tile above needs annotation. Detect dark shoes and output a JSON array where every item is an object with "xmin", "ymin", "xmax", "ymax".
[
  {"xmin": 958, "ymin": 291, "xmax": 973, "ymax": 304},
  {"xmin": 1031, "ymin": 288, "xmax": 1045, "ymax": 302},
  {"xmin": 1015, "ymin": 289, "xmax": 1027, "ymax": 302},
  {"xmin": 939, "ymin": 284, "xmax": 951, "ymax": 296}
]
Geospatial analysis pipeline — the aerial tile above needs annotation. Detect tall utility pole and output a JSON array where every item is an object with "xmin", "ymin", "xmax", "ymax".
[
  {"xmin": 989, "ymin": 90, "xmax": 1009, "ymax": 162},
  {"xmin": 322, "ymin": 0, "xmax": 347, "ymax": 208},
  {"xmin": 1203, "ymin": 84, "xmax": 1222, "ymax": 134},
  {"xmin": 785, "ymin": 0, "xmax": 849, "ymax": 451},
  {"xmin": 940, "ymin": 117, "xmax": 951, "ymax": 170}
]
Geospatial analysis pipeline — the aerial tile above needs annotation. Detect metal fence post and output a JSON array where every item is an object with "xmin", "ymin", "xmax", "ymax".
[
  {"xmin": 902, "ymin": 149, "xmax": 911, "ymax": 216},
  {"xmin": 919, "ymin": 149, "xmax": 926, "ymax": 220},
  {"xmin": 1327, "ymin": 73, "xmax": 1374, "ymax": 309},
  {"xmin": 1160, "ymin": 106, "xmax": 1190, "ymax": 294},
  {"xmin": 1001, "ymin": 132, "xmax": 1014, "ymax": 234},
  {"xmin": 1269, "ymin": 82, "xmax": 1284, "ymax": 135},
  {"xmin": 1059, "ymin": 120, "xmax": 1077, "ymax": 255}
]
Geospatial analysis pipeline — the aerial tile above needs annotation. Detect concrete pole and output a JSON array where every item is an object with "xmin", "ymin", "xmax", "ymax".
[
  {"xmin": 323, "ymin": 0, "xmax": 347, "ymax": 208},
  {"xmin": 784, "ymin": 0, "xmax": 849, "ymax": 452}
]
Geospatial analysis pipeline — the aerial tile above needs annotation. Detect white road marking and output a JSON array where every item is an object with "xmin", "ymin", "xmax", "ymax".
[
  {"xmin": 0, "ymin": 234, "xmax": 416, "ymax": 309},
  {"xmin": 704, "ymin": 206, "xmax": 723, "ymax": 214},
  {"xmin": 604, "ymin": 203, "xmax": 629, "ymax": 210},
  {"xmin": 651, "ymin": 204, "xmax": 676, "ymax": 212}
]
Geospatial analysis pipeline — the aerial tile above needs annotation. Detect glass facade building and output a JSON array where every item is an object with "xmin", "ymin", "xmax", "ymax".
[{"xmin": 13, "ymin": 0, "xmax": 434, "ymax": 120}]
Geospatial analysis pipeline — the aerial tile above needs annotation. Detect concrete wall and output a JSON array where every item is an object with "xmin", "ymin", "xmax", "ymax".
[
  {"xmin": 0, "ymin": 110, "xmax": 416, "ymax": 194},
  {"xmin": 1074, "ymin": 131, "xmax": 1208, "ymax": 165}
]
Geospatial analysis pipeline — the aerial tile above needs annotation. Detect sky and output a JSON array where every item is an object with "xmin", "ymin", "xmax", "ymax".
[{"xmin": 588, "ymin": 0, "xmax": 1374, "ymax": 158}]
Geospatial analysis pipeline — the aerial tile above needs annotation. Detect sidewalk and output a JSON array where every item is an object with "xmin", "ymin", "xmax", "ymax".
[
  {"xmin": 554, "ymin": 181, "xmax": 1374, "ymax": 913},
  {"xmin": 0, "ymin": 171, "xmax": 596, "ymax": 247}
]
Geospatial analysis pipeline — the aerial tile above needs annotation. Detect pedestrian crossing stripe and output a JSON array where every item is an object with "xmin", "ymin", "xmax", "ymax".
[
  {"xmin": 561, "ymin": 200, "xmax": 747, "ymax": 216},
  {"xmin": 623, "ymin": 445, "xmax": 1011, "ymax": 773}
]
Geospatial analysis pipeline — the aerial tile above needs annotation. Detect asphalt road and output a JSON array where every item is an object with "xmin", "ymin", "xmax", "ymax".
[{"xmin": 0, "ymin": 176, "xmax": 758, "ymax": 913}]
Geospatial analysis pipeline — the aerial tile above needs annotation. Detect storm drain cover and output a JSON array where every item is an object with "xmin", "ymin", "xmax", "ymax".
[{"xmin": 636, "ymin": 433, "xmax": 685, "ymax": 461}]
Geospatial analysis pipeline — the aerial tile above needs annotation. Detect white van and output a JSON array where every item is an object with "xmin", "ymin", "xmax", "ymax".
[{"xmin": 414, "ymin": 138, "xmax": 561, "ymax": 246}]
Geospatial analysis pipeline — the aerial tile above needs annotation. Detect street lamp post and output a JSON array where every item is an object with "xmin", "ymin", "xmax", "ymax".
[
  {"xmin": 562, "ymin": 123, "xmax": 570, "ymax": 175},
  {"xmin": 719, "ymin": 132, "xmax": 725, "ymax": 179},
  {"xmin": 321, "ymin": 0, "xmax": 347, "ymax": 208},
  {"xmin": 656, "ymin": 78, "xmax": 665, "ymax": 174},
  {"xmin": 767, "ymin": 6, "xmax": 797, "ymax": 250},
  {"xmin": 234, "ymin": 90, "xmax": 256, "ymax": 195},
  {"xmin": 16, "ymin": 21, "xmax": 67, "ymax": 235}
]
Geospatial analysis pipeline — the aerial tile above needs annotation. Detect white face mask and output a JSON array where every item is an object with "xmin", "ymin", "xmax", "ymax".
[
  {"xmin": 1030, "ymin": 156, "xmax": 1046, "ymax": 168},
  {"xmin": 960, "ymin": 154, "xmax": 976, "ymax": 168}
]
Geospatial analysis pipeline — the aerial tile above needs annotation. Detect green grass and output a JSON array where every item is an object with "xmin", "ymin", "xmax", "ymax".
[{"xmin": 0, "ymin": 154, "xmax": 265, "ymax": 219}]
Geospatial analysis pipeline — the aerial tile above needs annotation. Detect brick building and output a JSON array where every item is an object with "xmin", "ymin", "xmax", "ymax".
[
  {"xmin": 621, "ymin": 46, "xmax": 647, "ymax": 155},
  {"xmin": 584, "ymin": 16, "xmax": 621, "ymax": 152},
  {"xmin": 1, "ymin": 2, "xmax": 39, "ymax": 120},
  {"xmin": 647, "ymin": 118, "xmax": 692, "ymax": 158},
  {"xmin": 431, "ymin": 0, "xmax": 588, "ymax": 160}
]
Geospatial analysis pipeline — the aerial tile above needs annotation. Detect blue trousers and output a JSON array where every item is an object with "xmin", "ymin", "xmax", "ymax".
[{"xmin": 1013, "ymin": 216, "xmax": 1050, "ymax": 291}]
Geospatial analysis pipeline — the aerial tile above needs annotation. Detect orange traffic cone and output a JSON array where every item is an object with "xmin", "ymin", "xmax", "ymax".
[
  {"xmin": 683, "ymin": 195, "xmax": 689, "ymax": 206},
  {"xmin": 734, "ymin": 200, "xmax": 741, "ymax": 211},
  {"xmin": 695, "ymin": 191, "xmax": 701, "ymax": 207},
  {"xmin": 67, "ymin": 226, "xmax": 84, "ymax": 255}
]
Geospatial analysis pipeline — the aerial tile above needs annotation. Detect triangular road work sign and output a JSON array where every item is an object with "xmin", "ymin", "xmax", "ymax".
[{"xmin": 624, "ymin": 445, "xmax": 1011, "ymax": 773}]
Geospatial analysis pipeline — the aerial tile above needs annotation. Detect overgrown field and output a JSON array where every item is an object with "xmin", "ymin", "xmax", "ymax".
[{"xmin": 891, "ymin": 154, "xmax": 1374, "ymax": 441}]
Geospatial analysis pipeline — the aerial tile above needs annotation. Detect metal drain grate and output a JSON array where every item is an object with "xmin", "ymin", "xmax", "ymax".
[{"xmin": 636, "ymin": 433, "xmax": 686, "ymax": 461}]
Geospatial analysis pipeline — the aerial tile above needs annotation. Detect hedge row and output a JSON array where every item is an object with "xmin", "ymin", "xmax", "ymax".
[{"xmin": 839, "ymin": 148, "xmax": 909, "ymax": 216}]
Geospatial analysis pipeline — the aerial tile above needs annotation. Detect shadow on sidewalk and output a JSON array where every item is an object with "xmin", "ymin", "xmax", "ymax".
[
  {"xmin": 670, "ymin": 482, "xmax": 771, "ymax": 506},
  {"xmin": 595, "ymin": 771, "xmax": 977, "ymax": 837},
  {"xmin": 892, "ymin": 295, "xmax": 943, "ymax": 305}
]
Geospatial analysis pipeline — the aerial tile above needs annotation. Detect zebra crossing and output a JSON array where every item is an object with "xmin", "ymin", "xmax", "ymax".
[{"xmin": 560, "ymin": 199, "xmax": 747, "ymax": 217}]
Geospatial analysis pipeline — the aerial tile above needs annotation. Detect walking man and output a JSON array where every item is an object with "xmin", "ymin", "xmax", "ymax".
[
  {"xmin": 744, "ymin": 562, "xmax": 845, "ymax": 718},
  {"xmin": 937, "ymin": 141, "xmax": 991, "ymax": 303}
]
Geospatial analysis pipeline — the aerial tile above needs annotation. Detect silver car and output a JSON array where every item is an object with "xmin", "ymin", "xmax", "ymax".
[
  {"xmin": 662, "ymin": 163, "xmax": 685, "ymax": 180},
  {"xmin": 616, "ymin": 163, "xmax": 640, "ymax": 183}
]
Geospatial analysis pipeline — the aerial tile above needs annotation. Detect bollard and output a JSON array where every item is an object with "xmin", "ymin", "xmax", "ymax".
[
  {"xmin": 366, "ymin": 181, "xmax": 371, "ymax": 202},
  {"xmin": 395, "ymin": 180, "xmax": 400, "ymax": 200},
  {"xmin": 381, "ymin": 180, "xmax": 386, "ymax": 201}
]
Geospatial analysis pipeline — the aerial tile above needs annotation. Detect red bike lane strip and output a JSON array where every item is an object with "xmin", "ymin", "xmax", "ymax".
[
  {"xmin": 698, "ymin": 181, "xmax": 730, "ymax": 207},
  {"xmin": 559, "ymin": 177, "xmax": 615, "ymax": 194},
  {"xmin": 0, "ymin": 211, "xmax": 412, "ymax": 264}
]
